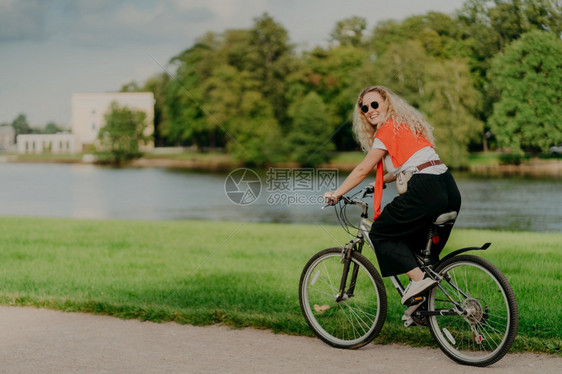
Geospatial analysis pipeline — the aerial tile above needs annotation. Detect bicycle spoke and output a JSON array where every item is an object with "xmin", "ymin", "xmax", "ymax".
[
  {"xmin": 346, "ymin": 304, "xmax": 378, "ymax": 320},
  {"xmin": 322, "ymin": 261, "xmax": 336, "ymax": 294},
  {"xmin": 345, "ymin": 305, "xmax": 369, "ymax": 336},
  {"xmin": 348, "ymin": 304, "xmax": 374, "ymax": 330}
]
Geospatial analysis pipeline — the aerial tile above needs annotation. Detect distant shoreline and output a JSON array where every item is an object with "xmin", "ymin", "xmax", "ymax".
[
  {"xmin": 2, "ymin": 153, "xmax": 561, "ymax": 178},
  {"xmin": 465, "ymin": 158, "xmax": 562, "ymax": 178},
  {"xmin": 121, "ymin": 155, "xmax": 562, "ymax": 178}
]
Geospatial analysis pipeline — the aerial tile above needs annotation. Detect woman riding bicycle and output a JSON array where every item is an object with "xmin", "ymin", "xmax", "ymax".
[{"xmin": 324, "ymin": 85, "xmax": 461, "ymax": 305}]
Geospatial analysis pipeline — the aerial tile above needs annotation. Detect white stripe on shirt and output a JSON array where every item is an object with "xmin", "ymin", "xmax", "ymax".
[{"xmin": 371, "ymin": 140, "xmax": 447, "ymax": 175}]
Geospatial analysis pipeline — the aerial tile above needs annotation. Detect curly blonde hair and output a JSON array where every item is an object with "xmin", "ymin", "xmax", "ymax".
[{"xmin": 352, "ymin": 86, "xmax": 434, "ymax": 152}]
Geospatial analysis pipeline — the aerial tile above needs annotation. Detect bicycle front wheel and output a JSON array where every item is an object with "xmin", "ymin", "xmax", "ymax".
[
  {"xmin": 427, "ymin": 255, "xmax": 518, "ymax": 366},
  {"xmin": 299, "ymin": 247, "xmax": 387, "ymax": 349}
]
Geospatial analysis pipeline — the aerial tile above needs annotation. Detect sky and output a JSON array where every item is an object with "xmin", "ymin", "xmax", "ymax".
[{"xmin": 0, "ymin": 0, "xmax": 467, "ymax": 128}]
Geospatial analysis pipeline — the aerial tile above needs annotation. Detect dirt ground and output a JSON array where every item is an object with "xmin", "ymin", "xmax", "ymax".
[{"xmin": 0, "ymin": 306, "xmax": 559, "ymax": 374}]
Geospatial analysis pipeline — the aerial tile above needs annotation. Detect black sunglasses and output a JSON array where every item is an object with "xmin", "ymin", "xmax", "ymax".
[{"xmin": 360, "ymin": 101, "xmax": 379, "ymax": 113}]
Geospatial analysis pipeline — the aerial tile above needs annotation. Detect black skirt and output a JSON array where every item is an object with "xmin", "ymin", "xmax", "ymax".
[{"xmin": 369, "ymin": 170, "xmax": 461, "ymax": 277}]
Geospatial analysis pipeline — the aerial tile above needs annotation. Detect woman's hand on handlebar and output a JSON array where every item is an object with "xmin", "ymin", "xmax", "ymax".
[{"xmin": 323, "ymin": 191, "xmax": 341, "ymax": 206}]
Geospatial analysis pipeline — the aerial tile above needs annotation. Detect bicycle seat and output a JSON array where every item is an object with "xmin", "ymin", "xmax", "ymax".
[{"xmin": 433, "ymin": 211, "xmax": 457, "ymax": 225}]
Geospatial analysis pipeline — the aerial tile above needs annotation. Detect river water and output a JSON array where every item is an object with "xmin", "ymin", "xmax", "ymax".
[{"xmin": 0, "ymin": 163, "xmax": 560, "ymax": 232}]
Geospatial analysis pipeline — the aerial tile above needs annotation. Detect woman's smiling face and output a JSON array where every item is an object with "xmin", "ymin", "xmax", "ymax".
[{"xmin": 360, "ymin": 90, "xmax": 388, "ymax": 126}]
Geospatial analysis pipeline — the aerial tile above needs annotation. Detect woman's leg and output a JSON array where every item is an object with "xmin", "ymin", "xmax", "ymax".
[{"xmin": 406, "ymin": 267, "xmax": 424, "ymax": 281}]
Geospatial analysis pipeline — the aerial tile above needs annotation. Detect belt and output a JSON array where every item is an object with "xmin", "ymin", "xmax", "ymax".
[{"xmin": 416, "ymin": 160, "xmax": 442, "ymax": 171}]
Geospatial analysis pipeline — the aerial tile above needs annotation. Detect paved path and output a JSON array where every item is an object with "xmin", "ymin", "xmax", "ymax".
[{"xmin": 0, "ymin": 306, "xmax": 560, "ymax": 373}]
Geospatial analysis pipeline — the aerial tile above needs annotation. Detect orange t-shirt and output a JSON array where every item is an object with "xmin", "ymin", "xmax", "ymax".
[{"xmin": 372, "ymin": 119, "xmax": 433, "ymax": 219}]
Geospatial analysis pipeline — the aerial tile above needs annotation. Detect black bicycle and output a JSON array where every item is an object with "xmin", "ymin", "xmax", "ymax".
[{"xmin": 299, "ymin": 186, "xmax": 518, "ymax": 367}]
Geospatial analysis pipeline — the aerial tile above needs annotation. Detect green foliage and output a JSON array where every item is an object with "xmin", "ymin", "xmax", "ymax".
[
  {"xmin": 120, "ymin": 74, "xmax": 170, "ymax": 147},
  {"xmin": 422, "ymin": 59, "xmax": 483, "ymax": 167},
  {"xmin": 371, "ymin": 12, "xmax": 464, "ymax": 60},
  {"xmin": 44, "ymin": 122, "xmax": 63, "ymax": 134},
  {"xmin": 488, "ymin": 30, "xmax": 562, "ymax": 154},
  {"xmin": 455, "ymin": 0, "xmax": 562, "ymax": 122},
  {"xmin": 162, "ymin": 38, "xmax": 212, "ymax": 148},
  {"xmin": 96, "ymin": 102, "xmax": 149, "ymax": 165},
  {"xmin": 9, "ymin": 115, "xmax": 64, "ymax": 136},
  {"xmin": 11, "ymin": 113, "xmax": 32, "ymax": 136},
  {"xmin": 294, "ymin": 44, "xmax": 370, "ymax": 151},
  {"xmin": 330, "ymin": 17, "xmax": 368, "ymax": 47},
  {"xmin": 367, "ymin": 40, "xmax": 430, "ymax": 106},
  {"xmin": 162, "ymin": 14, "xmax": 294, "ymax": 164},
  {"xmin": 227, "ymin": 91, "xmax": 283, "ymax": 165},
  {"xmin": 287, "ymin": 92, "xmax": 336, "ymax": 166}
]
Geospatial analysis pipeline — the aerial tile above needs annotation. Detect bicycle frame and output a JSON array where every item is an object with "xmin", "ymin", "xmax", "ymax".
[{"xmin": 339, "ymin": 189, "xmax": 492, "ymax": 315}]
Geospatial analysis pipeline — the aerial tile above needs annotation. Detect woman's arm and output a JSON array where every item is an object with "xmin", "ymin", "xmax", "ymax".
[
  {"xmin": 324, "ymin": 148, "xmax": 386, "ymax": 203},
  {"xmin": 384, "ymin": 172, "xmax": 397, "ymax": 183}
]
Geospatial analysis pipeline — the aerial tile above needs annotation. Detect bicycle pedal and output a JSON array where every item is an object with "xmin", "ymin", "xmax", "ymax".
[{"xmin": 404, "ymin": 295, "xmax": 425, "ymax": 307}]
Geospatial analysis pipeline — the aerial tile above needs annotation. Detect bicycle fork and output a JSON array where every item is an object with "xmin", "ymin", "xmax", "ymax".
[{"xmin": 335, "ymin": 240, "xmax": 363, "ymax": 303}]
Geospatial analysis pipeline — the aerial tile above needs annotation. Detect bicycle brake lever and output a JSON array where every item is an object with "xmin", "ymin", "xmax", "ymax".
[{"xmin": 341, "ymin": 196, "xmax": 352, "ymax": 204}]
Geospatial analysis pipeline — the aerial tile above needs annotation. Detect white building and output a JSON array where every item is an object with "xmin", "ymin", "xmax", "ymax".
[
  {"xmin": 16, "ymin": 133, "xmax": 79, "ymax": 154},
  {"xmin": 71, "ymin": 92, "xmax": 155, "ymax": 152},
  {"xmin": 14, "ymin": 92, "xmax": 155, "ymax": 155},
  {"xmin": 0, "ymin": 125, "xmax": 15, "ymax": 150}
]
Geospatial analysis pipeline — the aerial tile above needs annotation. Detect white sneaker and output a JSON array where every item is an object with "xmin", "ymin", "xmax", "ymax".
[{"xmin": 401, "ymin": 277, "xmax": 438, "ymax": 305}]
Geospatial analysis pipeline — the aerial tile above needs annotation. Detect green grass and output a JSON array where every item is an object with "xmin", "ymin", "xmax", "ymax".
[
  {"xmin": 468, "ymin": 152, "xmax": 502, "ymax": 166},
  {"xmin": 0, "ymin": 217, "xmax": 560, "ymax": 355},
  {"xmin": 9, "ymin": 153, "xmax": 83, "ymax": 163}
]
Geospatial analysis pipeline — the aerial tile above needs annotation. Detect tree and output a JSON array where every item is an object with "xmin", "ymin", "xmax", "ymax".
[
  {"xmin": 524, "ymin": 0, "xmax": 562, "ymax": 35},
  {"xmin": 422, "ymin": 59, "xmax": 483, "ymax": 167},
  {"xmin": 371, "ymin": 12, "xmax": 464, "ymax": 60},
  {"xmin": 141, "ymin": 73, "xmax": 169, "ymax": 147},
  {"xmin": 454, "ymin": 0, "xmax": 561, "ymax": 150},
  {"xmin": 163, "ymin": 35, "xmax": 217, "ymax": 148},
  {"xmin": 162, "ymin": 14, "xmax": 295, "ymax": 159},
  {"xmin": 227, "ymin": 90, "xmax": 283, "ymax": 165},
  {"xmin": 293, "ymin": 43, "xmax": 370, "ymax": 150},
  {"xmin": 44, "ymin": 122, "xmax": 62, "ymax": 134},
  {"xmin": 489, "ymin": 0, "xmax": 528, "ymax": 51},
  {"xmin": 488, "ymin": 30, "xmax": 562, "ymax": 154},
  {"xmin": 286, "ymin": 92, "xmax": 336, "ymax": 166},
  {"xmin": 330, "ymin": 17, "xmax": 367, "ymax": 47},
  {"xmin": 367, "ymin": 40, "xmax": 431, "ymax": 107},
  {"xmin": 11, "ymin": 114, "xmax": 32, "ymax": 136},
  {"xmin": 96, "ymin": 102, "xmax": 149, "ymax": 165},
  {"xmin": 246, "ymin": 13, "xmax": 296, "ymax": 127},
  {"xmin": 120, "ymin": 81, "xmax": 142, "ymax": 92}
]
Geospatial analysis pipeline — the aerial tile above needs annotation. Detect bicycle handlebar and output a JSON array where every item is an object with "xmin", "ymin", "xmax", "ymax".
[
  {"xmin": 323, "ymin": 185, "xmax": 375, "ymax": 210},
  {"xmin": 360, "ymin": 185, "xmax": 375, "ymax": 199},
  {"xmin": 323, "ymin": 182, "xmax": 389, "ymax": 210}
]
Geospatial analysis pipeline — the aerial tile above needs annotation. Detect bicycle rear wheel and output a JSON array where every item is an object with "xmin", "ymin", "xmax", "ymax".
[
  {"xmin": 299, "ymin": 247, "xmax": 387, "ymax": 349},
  {"xmin": 427, "ymin": 255, "xmax": 518, "ymax": 366}
]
